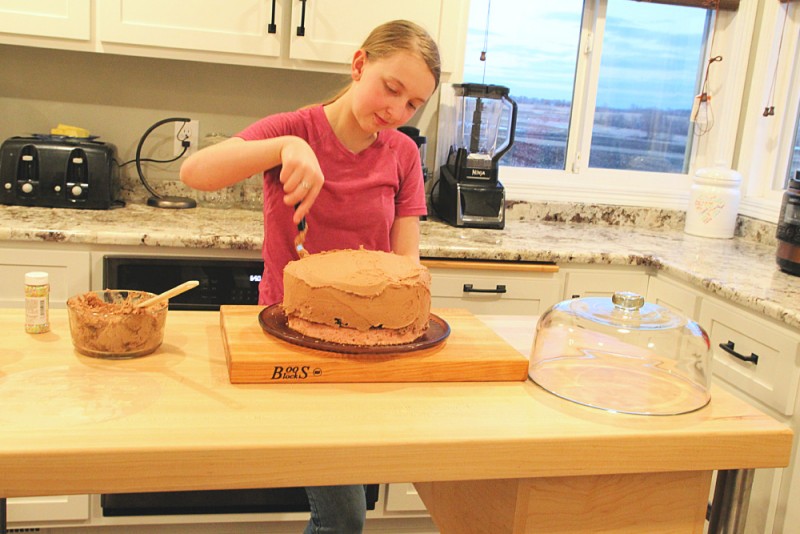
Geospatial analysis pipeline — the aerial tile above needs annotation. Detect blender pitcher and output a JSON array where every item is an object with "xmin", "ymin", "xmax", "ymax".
[
  {"xmin": 449, "ymin": 83, "xmax": 517, "ymax": 182},
  {"xmin": 433, "ymin": 83, "xmax": 517, "ymax": 230}
]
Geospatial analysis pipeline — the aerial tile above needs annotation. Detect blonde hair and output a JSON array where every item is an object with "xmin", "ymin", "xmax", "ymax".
[{"xmin": 323, "ymin": 19, "xmax": 441, "ymax": 105}]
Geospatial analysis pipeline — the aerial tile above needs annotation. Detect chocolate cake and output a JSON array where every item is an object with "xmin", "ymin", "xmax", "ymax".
[{"xmin": 282, "ymin": 248, "xmax": 431, "ymax": 345}]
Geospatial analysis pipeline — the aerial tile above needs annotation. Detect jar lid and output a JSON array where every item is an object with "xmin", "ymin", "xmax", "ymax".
[
  {"xmin": 694, "ymin": 166, "xmax": 742, "ymax": 186},
  {"xmin": 568, "ymin": 291, "xmax": 685, "ymax": 330},
  {"xmin": 25, "ymin": 271, "xmax": 49, "ymax": 285}
]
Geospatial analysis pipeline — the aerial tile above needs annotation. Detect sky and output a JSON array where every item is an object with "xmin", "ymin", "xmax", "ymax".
[{"xmin": 463, "ymin": 0, "xmax": 708, "ymax": 110}]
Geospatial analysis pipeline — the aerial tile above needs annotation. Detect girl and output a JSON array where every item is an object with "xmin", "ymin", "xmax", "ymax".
[{"xmin": 180, "ymin": 19, "xmax": 440, "ymax": 534}]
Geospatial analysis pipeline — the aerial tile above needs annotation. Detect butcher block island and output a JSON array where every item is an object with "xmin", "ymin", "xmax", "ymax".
[
  {"xmin": 0, "ymin": 308, "xmax": 793, "ymax": 533},
  {"xmin": 221, "ymin": 305, "xmax": 529, "ymax": 383}
]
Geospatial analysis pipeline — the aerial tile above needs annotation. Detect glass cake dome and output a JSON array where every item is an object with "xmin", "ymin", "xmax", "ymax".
[{"xmin": 528, "ymin": 291, "xmax": 712, "ymax": 415}]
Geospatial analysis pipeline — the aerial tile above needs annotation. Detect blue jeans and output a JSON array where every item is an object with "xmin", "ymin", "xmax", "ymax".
[{"xmin": 304, "ymin": 485, "xmax": 366, "ymax": 534}]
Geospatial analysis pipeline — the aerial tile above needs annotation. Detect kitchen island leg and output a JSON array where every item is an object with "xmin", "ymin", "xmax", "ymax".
[
  {"xmin": 416, "ymin": 470, "xmax": 712, "ymax": 533},
  {"xmin": 707, "ymin": 469, "xmax": 754, "ymax": 534}
]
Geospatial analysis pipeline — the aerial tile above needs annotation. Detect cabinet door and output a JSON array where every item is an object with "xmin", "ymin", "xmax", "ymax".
[
  {"xmin": 384, "ymin": 483, "xmax": 427, "ymax": 512},
  {"xmin": 0, "ymin": 248, "xmax": 90, "ymax": 308},
  {"xmin": 7, "ymin": 494, "xmax": 89, "ymax": 524},
  {"xmin": 561, "ymin": 267, "xmax": 649, "ymax": 300},
  {"xmin": 0, "ymin": 0, "xmax": 90, "ymax": 40},
  {"xmin": 289, "ymin": 0, "xmax": 442, "ymax": 63},
  {"xmin": 97, "ymin": 0, "xmax": 282, "ymax": 57},
  {"xmin": 646, "ymin": 275, "xmax": 701, "ymax": 319}
]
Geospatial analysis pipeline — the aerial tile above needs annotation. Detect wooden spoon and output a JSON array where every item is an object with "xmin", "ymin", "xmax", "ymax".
[{"xmin": 135, "ymin": 280, "xmax": 200, "ymax": 308}]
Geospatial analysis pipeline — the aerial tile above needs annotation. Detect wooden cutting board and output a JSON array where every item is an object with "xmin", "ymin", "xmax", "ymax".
[{"xmin": 220, "ymin": 305, "xmax": 529, "ymax": 384}]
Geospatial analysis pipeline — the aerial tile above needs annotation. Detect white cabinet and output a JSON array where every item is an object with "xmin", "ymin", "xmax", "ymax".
[
  {"xmin": 560, "ymin": 265, "xmax": 650, "ymax": 300},
  {"xmin": 2, "ymin": 0, "xmax": 466, "ymax": 73},
  {"xmin": 96, "ymin": 0, "xmax": 282, "ymax": 59},
  {"xmin": 424, "ymin": 259, "xmax": 561, "ymax": 315},
  {"xmin": 7, "ymin": 494, "xmax": 90, "ymax": 525},
  {"xmin": 288, "ymin": 0, "xmax": 443, "ymax": 64},
  {"xmin": 646, "ymin": 274, "xmax": 702, "ymax": 319},
  {"xmin": 0, "ymin": 247, "xmax": 90, "ymax": 308},
  {"xmin": 384, "ymin": 483, "xmax": 427, "ymax": 512},
  {"xmin": 0, "ymin": 0, "xmax": 90, "ymax": 40},
  {"xmin": 700, "ymin": 295, "xmax": 800, "ymax": 417}
]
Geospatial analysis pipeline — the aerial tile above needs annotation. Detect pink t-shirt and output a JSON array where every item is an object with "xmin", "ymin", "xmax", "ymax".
[{"xmin": 236, "ymin": 105, "xmax": 427, "ymax": 306}]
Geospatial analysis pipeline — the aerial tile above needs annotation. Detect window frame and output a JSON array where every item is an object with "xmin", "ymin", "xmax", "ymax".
[
  {"xmin": 447, "ymin": 0, "xmax": 761, "ymax": 213},
  {"xmin": 736, "ymin": 0, "xmax": 800, "ymax": 222}
]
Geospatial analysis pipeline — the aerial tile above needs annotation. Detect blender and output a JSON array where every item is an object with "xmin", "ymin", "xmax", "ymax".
[{"xmin": 433, "ymin": 83, "xmax": 517, "ymax": 229}]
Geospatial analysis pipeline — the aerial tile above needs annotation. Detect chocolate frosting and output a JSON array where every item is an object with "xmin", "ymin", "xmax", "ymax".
[{"xmin": 282, "ymin": 249, "xmax": 431, "ymax": 341}]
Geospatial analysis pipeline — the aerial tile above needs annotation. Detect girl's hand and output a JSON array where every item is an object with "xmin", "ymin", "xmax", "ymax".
[{"xmin": 279, "ymin": 137, "xmax": 324, "ymax": 224}]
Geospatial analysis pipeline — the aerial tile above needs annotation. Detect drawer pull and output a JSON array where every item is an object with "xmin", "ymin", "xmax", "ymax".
[
  {"xmin": 719, "ymin": 341, "xmax": 759, "ymax": 365},
  {"xmin": 463, "ymin": 283, "xmax": 507, "ymax": 294}
]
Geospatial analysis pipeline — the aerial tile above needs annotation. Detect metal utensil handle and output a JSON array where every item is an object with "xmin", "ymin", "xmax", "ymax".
[
  {"xmin": 719, "ymin": 341, "xmax": 759, "ymax": 365},
  {"xmin": 463, "ymin": 283, "xmax": 507, "ymax": 294}
]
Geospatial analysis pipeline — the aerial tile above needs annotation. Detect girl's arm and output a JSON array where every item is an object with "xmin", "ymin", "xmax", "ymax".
[
  {"xmin": 180, "ymin": 136, "xmax": 323, "ymax": 223},
  {"xmin": 390, "ymin": 215, "xmax": 421, "ymax": 262}
]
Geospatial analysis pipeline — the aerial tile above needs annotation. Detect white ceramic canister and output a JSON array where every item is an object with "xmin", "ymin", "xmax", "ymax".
[{"xmin": 684, "ymin": 165, "xmax": 742, "ymax": 239}]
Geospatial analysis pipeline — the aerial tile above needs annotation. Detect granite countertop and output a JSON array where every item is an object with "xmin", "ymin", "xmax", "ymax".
[{"xmin": 1, "ymin": 203, "xmax": 798, "ymax": 330}]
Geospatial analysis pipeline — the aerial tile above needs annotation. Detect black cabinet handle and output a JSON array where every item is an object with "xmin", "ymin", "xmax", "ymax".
[
  {"xmin": 718, "ymin": 340, "xmax": 759, "ymax": 365},
  {"xmin": 296, "ymin": 0, "xmax": 307, "ymax": 36},
  {"xmin": 463, "ymin": 283, "xmax": 507, "ymax": 294},
  {"xmin": 268, "ymin": 0, "xmax": 277, "ymax": 33}
]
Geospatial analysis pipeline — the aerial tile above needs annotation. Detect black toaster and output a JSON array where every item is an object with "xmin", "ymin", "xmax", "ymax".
[{"xmin": 0, "ymin": 135, "xmax": 120, "ymax": 210}]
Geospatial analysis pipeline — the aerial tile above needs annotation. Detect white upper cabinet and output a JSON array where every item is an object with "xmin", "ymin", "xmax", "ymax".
[
  {"xmin": 288, "ymin": 0, "xmax": 442, "ymax": 64},
  {"xmin": 0, "ymin": 0, "xmax": 90, "ymax": 40},
  {"xmin": 96, "ymin": 0, "xmax": 282, "ymax": 58},
  {"xmin": 0, "ymin": 0, "xmax": 464, "ymax": 73}
]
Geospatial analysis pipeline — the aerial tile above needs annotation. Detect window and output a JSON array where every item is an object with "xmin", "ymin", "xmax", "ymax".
[
  {"xmin": 454, "ymin": 0, "xmax": 760, "ymax": 214},
  {"xmin": 589, "ymin": 1, "xmax": 707, "ymax": 174},
  {"xmin": 464, "ymin": 1, "xmax": 707, "ymax": 174},
  {"xmin": 463, "ymin": 1, "xmax": 583, "ymax": 171},
  {"xmin": 735, "ymin": 0, "xmax": 800, "ymax": 220}
]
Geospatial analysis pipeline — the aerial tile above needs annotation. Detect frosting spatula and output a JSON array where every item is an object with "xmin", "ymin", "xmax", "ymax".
[{"xmin": 294, "ymin": 203, "xmax": 309, "ymax": 258}]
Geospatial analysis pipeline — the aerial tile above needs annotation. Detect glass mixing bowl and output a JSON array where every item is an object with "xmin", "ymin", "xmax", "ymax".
[
  {"xmin": 529, "ymin": 291, "xmax": 711, "ymax": 415},
  {"xmin": 67, "ymin": 290, "xmax": 168, "ymax": 359}
]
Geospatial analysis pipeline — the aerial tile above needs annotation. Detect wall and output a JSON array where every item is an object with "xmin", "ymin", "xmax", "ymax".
[{"xmin": 0, "ymin": 43, "xmax": 351, "ymax": 205}]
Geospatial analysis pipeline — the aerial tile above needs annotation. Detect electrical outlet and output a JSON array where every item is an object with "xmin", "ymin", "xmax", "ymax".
[{"xmin": 174, "ymin": 120, "xmax": 199, "ymax": 157}]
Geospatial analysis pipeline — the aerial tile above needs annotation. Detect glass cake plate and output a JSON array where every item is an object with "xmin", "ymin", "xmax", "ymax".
[{"xmin": 258, "ymin": 304, "xmax": 450, "ymax": 354}]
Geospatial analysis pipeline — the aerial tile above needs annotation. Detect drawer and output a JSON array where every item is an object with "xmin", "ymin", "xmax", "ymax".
[
  {"xmin": 699, "ymin": 296, "xmax": 800, "ymax": 415},
  {"xmin": 425, "ymin": 261, "xmax": 561, "ymax": 316}
]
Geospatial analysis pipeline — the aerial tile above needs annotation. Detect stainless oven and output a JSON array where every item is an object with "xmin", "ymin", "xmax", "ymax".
[{"xmin": 101, "ymin": 255, "xmax": 379, "ymax": 517}]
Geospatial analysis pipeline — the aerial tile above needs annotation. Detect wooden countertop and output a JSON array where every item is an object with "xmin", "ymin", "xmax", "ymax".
[{"xmin": 0, "ymin": 308, "xmax": 792, "ymax": 499}]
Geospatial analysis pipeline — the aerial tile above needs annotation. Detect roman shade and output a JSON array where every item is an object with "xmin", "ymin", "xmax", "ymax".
[{"xmin": 633, "ymin": 0, "xmax": 739, "ymax": 10}]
